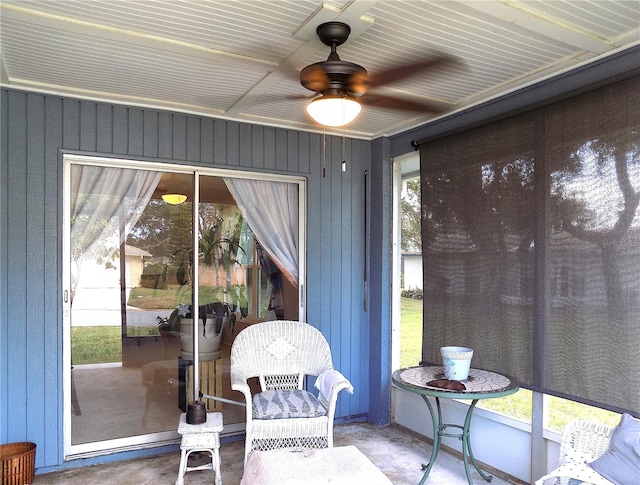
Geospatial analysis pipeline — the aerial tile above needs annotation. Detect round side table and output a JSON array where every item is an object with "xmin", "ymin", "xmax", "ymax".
[{"xmin": 392, "ymin": 366, "xmax": 519, "ymax": 485}]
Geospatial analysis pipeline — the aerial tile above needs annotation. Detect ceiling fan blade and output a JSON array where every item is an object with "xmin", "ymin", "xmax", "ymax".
[
  {"xmin": 300, "ymin": 64, "xmax": 331, "ymax": 93},
  {"xmin": 360, "ymin": 93, "xmax": 450, "ymax": 113},
  {"xmin": 286, "ymin": 94, "xmax": 316, "ymax": 101},
  {"xmin": 366, "ymin": 55, "xmax": 460, "ymax": 89},
  {"xmin": 348, "ymin": 70, "xmax": 369, "ymax": 97}
]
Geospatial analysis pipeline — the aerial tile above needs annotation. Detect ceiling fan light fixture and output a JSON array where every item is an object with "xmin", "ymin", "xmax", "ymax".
[
  {"xmin": 162, "ymin": 193, "xmax": 187, "ymax": 205},
  {"xmin": 306, "ymin": 95, "xmax": 361, "ymax": 127}
]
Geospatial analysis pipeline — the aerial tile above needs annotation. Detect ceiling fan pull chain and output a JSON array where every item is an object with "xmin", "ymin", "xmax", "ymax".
[
  {"xmin": 342, "ymin": 129, "xmax": 347, "ymax": 173},
  {"xmin": 322, "ymin": 128, "xmax": 326, "ymax": 178}
]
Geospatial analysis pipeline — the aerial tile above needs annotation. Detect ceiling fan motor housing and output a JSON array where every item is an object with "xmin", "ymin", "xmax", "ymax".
[{"xmin": 301, "ymin": 22, "xmax": 368, "ymax": 96}]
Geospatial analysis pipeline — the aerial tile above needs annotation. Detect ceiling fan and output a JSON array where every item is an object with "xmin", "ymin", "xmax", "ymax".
[{"xmin": 297, "ymin": 21, "xmax": 457, "ymax": 127}]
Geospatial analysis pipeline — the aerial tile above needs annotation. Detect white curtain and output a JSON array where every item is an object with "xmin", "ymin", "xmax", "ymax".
[
  {"xmin": 70, "ymin": 165, "xmax": 162, "ymax": 301},
  {"xmin": 224, "ymin": 178, "xmax": 299, "ymax": 285}
]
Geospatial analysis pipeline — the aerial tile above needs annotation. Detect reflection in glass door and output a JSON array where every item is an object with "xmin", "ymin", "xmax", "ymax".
[
  {"xmin": 65, "ymin": 158, "xmax": 303, "ymax": 457},
  {"xmin": 67, "ymin": 164, "xmax": 192, "ymax": 454}
]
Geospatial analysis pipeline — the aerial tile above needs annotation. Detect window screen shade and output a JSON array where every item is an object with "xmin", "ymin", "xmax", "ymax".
[{"xmin": 419, "ymin": 75, "xmax": 640, "ymax": 414}]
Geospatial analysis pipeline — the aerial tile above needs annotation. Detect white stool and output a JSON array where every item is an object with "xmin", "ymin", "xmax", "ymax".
[{"xmin": 176, "ymin": 412, "xmax": 223, "ymax": 485}]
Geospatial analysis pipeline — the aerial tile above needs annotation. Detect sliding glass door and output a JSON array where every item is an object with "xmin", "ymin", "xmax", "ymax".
[{"xmin": 63, "ymin": 156, "xmax": 305, "ymax": 458}]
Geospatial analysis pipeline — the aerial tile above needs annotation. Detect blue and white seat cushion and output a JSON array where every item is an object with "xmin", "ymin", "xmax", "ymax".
[{"xmin": 252, "ymin": 389, "xmax": 327, "ymax": 420}]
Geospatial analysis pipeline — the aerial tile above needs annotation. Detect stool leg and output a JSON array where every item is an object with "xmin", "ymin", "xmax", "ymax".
[
  {"xmin": 175, "ymin": 448, "xmax": 187, "ymax": 485},
  {"xmin": 213, "ymin": 448, "xmax": 222, "ymax": 485}
]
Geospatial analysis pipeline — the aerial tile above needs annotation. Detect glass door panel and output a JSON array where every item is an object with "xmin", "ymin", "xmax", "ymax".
[{"xmin": 69, "ymin": 166, "xmax": 194, "ymax": 448}]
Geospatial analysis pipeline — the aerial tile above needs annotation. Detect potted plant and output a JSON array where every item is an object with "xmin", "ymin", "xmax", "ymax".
[
  {"xmin": 156, "ymin": 315, "xmax": 175, "ymax": 338},
  {"xmin": 164, "ymin": 302, "xmax": 235, "ymax": 361}
]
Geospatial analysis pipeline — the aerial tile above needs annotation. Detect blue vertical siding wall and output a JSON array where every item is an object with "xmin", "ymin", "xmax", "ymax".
[{"xmin": 0, "ymin": 89, "xmax": 377, "ymax": 470}]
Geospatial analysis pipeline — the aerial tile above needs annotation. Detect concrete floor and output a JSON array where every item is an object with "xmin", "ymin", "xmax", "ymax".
[{"xmin": 35, "ymin": 422, "xmax": 518, "ymax": 485}]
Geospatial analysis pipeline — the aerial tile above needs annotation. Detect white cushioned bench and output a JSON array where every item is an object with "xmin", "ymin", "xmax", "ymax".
[{"xmin": 240, "ymin": 445, "xmax": 392, "ymax": 485}]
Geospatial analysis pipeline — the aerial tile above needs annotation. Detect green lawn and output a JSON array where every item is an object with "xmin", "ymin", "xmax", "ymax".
[
  {"xmin": 72, "ymin": 326, "xmax": 122, "ymax": 365},
  {"xmin": 71, "ymin": 285, "xmax": 228, "ymax": 366},
  {"xmin": 400, "ymin": 297, "xmax": 423, "ymax": 369},
  {"xmin": 71, "ymin": 325, "xmax": 159, "ymax": 365}
]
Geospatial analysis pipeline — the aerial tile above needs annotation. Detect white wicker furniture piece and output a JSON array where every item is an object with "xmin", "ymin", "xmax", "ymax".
[
  {"xmin": 230, "ymin": 320, "xmax": 354, "ymax": 465},
  {"xmin": 559, "ymin": 420, "xmax": 614, "ymax": 467},
  {"xmin": 535, "ymin": 420, "xmax": 615, "ymax": 485},
  {"xmin": 175, "ymin": 412, "xmax": 223, "ymax": 485}
]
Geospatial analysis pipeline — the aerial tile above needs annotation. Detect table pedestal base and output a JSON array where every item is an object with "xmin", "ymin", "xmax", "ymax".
[{"xmin": 419, "ymin": 396, "xmax": 492, "ymax": 485}]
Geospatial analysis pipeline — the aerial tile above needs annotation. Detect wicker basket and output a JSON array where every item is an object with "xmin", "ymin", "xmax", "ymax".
[{"xmin": 1, "ymin": 442, "xmax": 36, "ymax": 485}]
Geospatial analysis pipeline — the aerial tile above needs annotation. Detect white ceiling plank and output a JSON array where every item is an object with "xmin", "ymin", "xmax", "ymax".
[
  {"xmin": 0, "ymin": 3, "xmax": 279, "ymax": 68},
  {"xmin": 464, "ymin": 0, "xmax": 614, "ymax": 54}
]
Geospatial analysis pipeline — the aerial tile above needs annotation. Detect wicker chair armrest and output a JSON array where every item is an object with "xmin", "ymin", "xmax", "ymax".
[
  {"xmin": 327, "ymin": 376, "xmax": 354, "ymax": 400},
  {"xmin": 316, "ymin": 370, "xmax": 353, "ymax": 399},
  {"xmin": 315, "ymin": 370, "xmax": 353, "ymax": 418},
  {"xmin": 231, "ymin": 374, "xmax": 254, "ymax": 424},
  {"xmin": 231, "ymin": 374, "xmax": 252, "ymax": 400}
]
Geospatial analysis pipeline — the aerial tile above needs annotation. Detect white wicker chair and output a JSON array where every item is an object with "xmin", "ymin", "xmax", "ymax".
[
  {"xmin": 558, "ymin": 420, "xmax": 614, "ymax": 466},
  {"xmin": 535, "ymin": 420, "xmax": 615, "ymax": 485},
  {"xmin": 230, "ymin": 320, "xmax": 354, "ymax": 465}
]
